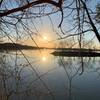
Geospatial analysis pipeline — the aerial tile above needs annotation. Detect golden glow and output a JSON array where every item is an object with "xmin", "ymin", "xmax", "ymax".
[
  {"xmin": 21, "ymin": 49, "xmax": 54, "ymax": 69},
  {"xmin": 42, "ymin": 56, "xmax": 47, "ymax": 61},
  {"xmin": 18, "ymin": 26, "xmax": 57, "ymax": 48},
  {"xmin": 43, "ymin": 36, "xmax": 47, "ymax": 40}
]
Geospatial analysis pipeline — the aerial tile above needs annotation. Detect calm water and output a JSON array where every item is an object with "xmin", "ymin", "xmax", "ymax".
[{"xmin": 0, "ymin": 49, "xmax": 100, "ymax": 100}]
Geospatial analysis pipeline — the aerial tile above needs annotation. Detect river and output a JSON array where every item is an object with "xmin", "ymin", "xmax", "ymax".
[{"xmin": 0, "ymin": 49, "xmax": 100, "ymax": 100}]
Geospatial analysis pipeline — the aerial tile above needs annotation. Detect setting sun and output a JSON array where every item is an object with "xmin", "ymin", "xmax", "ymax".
[{"xmin": 43, "ymin": 36, "xmax": 47, "ymax": 40}]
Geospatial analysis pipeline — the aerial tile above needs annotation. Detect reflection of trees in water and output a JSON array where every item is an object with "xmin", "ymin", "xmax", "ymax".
[
  {"xmin": 0, "ymin": 52, "xmax": 56, "ymax": 100},
  {"xmin": 0, "ymin": 53, "xmax": 14, "ymax": 100},
  {"xmin": 57, "ymin": 56, "xmax": 100, "ymax": 100},
  {"xmin": 0, "ymin": 52, "xmax": 100, "ymax": 100}
]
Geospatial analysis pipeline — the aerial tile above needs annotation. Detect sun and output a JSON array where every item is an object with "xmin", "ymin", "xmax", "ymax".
[{"xmin": 43, "ymin": 36, "xmax": 47, "ymax": 40}]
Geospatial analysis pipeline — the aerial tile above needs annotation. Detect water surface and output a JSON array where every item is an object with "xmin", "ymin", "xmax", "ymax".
[{"xmin": 0, "ymin": 49, "xmax": 100, "ymax": 100}]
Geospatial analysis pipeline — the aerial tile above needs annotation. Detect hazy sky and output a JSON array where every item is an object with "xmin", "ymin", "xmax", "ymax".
[{"xmin": 1, "ymin": 0, "xmax": 100, "ymax": 48}]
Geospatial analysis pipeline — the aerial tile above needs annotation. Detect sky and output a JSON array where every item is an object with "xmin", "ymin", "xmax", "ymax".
[{"xmin": 1, "ymin": 0, "xmax": 100, "ymax": 48}]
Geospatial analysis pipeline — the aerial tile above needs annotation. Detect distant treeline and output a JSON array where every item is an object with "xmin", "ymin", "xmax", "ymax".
[
  {"xmin": 54, "ymin": 48, "xmax": 100, "ymax": 52},
  {"xmin": 51, "ymin": 50, "xmax": 100, "ymax": 57},
  {"xmin": 0, "ymin": 43, "xmax": 38, "ymax": 50},
  {"xmin": 44, "ymin": 47, "xmax": 100, "ymax": 52},
  {"xmin": 0, "ymin": 43, "xmax": 100, "ymax": 52}
]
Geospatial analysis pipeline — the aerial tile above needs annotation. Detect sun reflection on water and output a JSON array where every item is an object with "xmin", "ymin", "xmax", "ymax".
[
  {"xmin": 42, "ymin": 56, "xmax": 47, "ymax": 61},
  {"xmin": 22, "ymin": 49, "xmax": 54, "ymax": 65},
  {"xmin": 40, "ymin": 49, "xmax": 53, "ymax": 64}
]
